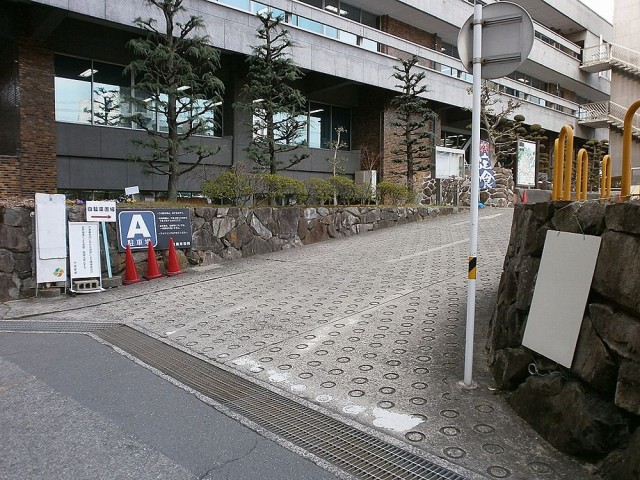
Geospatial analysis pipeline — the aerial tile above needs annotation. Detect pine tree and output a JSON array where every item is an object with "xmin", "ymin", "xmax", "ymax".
[
  {"xmin": 391, "ymin": 55, "xmax": 438, "ymax": 196},
  {"xmin": 237, "ymin": 12, "xmax": 309, "ymax": 174},
  {"xmin": 126, "ymin": 0, "xmax": 224, "ymax": 201}
]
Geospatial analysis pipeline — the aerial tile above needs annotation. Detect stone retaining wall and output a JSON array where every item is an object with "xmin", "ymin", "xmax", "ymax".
[
  {"xmin": 488, "ymin": 201, "xmax": 640, "ymax": 479},
  {"xmin": 0, "ymin": 205, "xmax": 456, "ymax": 301}
]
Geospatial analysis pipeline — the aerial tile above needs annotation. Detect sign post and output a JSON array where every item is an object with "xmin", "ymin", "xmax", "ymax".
[
  {"xmin": 457, "ymin": 1, "xmax": 534, "ymax": 386},
  {"xmin": 86, "ymin": 201, "xmax": 117, "ymax": 279}
]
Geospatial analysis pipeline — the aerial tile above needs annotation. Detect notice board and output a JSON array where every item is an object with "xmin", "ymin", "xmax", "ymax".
[{"xmin": 117, "ymin": 208, "xmax": 192, "ymax": 252}]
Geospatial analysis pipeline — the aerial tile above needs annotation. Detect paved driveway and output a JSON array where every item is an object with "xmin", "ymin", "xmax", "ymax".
[{"xmin": 1, "ymin": 208, "xmax": 593, "ymax": 479}]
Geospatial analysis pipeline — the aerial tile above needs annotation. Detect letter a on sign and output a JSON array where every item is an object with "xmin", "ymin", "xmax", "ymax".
[{"xmin": 117, "ymin": 210, "xmax": 157, "ymax": 251}]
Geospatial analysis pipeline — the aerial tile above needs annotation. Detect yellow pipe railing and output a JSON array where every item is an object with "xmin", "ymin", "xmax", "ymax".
[
  {"xmin": 552, "ymin": 138, "xmax": 561, "ymax": 200},
  {"xmin": 552, "ymin": 125, "xmax": 574, "ymax": 200},
  {"xmin": 576, "ymin": 148, "xmax": 589, "ymax": 201},
  {"xmin": 622, "ymin": 99, "xmax": 640, "ymax": 198},
  {"xmin": 601, "ymin": 154, "xmax": 612, "ymax": 199}
]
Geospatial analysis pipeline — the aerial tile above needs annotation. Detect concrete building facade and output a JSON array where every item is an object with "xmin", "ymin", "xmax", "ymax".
[{"xmin": 0, "ymin": 0, "xmax": 615, "ymax": 198}]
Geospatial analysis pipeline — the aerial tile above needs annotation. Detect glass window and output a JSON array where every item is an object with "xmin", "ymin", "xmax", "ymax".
[
  {"xmin": 338, "ymin": 30, "xmax": 358, "ymax": 45},
  {"xmin": 340, "ymin": 2, "xmax": 361, "ymax": 22},
  {"xmin": 91, "ymin": 61, "xmax": 130, "ymax": 127},
  {"xmin": 360, "ymin": 11, "xmax": 377, "ymax": 28},
  {"xmin": 309, "ymin": 103, "xmax": 331, "ymax": 148},
  {"xmin": 331, "ymin": 106, "xmax": 350, "ymax": 149},
  {"xmin": 298, "ymin": 17, "xmax": 324, "ymax": 34},
  {"xmin": 361, "ymin": 38, "xmax": 378, "ymax": 52},
  {"xmin": 222, "ymin": 0, "xmax": 250, "ymax": 10},
  {"xmin": 300, "ymin": 0, "xmax": 323, "ymax": 8},
  {"xmin": 55, "ymin": 56, "xmax": 93, "ymax": 123}
]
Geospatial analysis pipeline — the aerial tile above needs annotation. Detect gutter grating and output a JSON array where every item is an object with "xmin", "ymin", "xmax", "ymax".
[
  {"xmin": 0, "ymin": 321, "xmax": 123, "ymax": 332},
  {"xmin": 2, "ymin": 321, "xmax": 466, "ymax": 480}
]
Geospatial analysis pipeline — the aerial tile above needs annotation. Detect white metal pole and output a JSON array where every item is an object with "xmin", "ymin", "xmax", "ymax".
[{"xmin": 464, "ymin": 1, "xmax": 482, "ymax": 387}]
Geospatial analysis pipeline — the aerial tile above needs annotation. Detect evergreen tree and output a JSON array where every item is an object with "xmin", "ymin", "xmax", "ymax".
[
  {"xmin": 237, "ymin": 12, "xmax": 309, "ymax": 174},
  {"xmin": 126, "ymin": 0, "xmax": 224, "ymax": 201},
  {"xmin": 391, "ymin": 55, "xmax": 438, "ymax": 196}
]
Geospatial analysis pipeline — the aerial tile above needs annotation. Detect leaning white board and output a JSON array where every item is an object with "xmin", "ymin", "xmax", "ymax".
[
  {"xmin": 35, "ymin": 193, "xmax": 67, "ymax": 284},
  {"xmin": 523, "ymin": 231, "xmax": 601, "ymax": 368}
]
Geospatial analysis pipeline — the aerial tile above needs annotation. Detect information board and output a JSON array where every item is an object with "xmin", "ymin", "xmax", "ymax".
[
  {"xmin": 86, "ymin": 201, "xmax": 117, "ymax": 222},
  {"xmin": 69, "ymin": 222, "xmax": 101, "ymax": 279},
  {"xmin": 117, "ymin": 208, "xmax": 192, "ymax": 252},
  {"xmin": 435, "ymin": 147, "xmax": 465, "ymax": 178},
  {"xmin": 517, "ymin": 140, "xmax": 537, "ymax": 187}
]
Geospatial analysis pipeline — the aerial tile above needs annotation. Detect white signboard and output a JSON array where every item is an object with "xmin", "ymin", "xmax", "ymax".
[
  {"xmin": 86, "ymin": 201, "xmax": 117, "ymax": 222},
  {"xmin": 125, "ymin": 186, "xmax": 140, "ymax": 195},
  {"xmin": 517, "ymin": 140, "xmax": 537, "ymax": 187},
  {"xmin": 435, "ymin": 147, "xmax": 465, "ymax": 179},
  {"xmin": 523, "ymin": 231, "xmax": 601, "ymax": 367},
  {"xmin": 35, "ymin": 193, "xmax": 67, "ymax": 284},
  {"xmin": 69, "ymin": 222, "xmax": 101, "ymax": 279}
]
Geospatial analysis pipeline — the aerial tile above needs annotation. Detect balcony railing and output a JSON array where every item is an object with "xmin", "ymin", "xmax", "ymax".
[
  {"xmin": 578, "ymin": 101, "xmax": 640, "ymax": 137},
  {"xmin": 581, "ymin": 43, "xmax": 640, "ymax": 76}
]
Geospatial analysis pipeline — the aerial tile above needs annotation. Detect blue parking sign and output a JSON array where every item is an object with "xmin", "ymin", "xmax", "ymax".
[{"xmin": 118, "ymin": 211, "xmax": 157, "ymax": 251}]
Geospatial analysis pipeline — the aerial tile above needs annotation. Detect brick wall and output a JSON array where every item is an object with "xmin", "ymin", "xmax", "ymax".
[
  {"xmin": 351, "ymin": 87, "xmax": 385, "ymax": 172},
  {"xmin": 0, "ymin": 157, "xmax": 22, "ymax": 197},
  {"xmin": 16, "ymin": 37, "xmax": 57, "ymax": 196}
]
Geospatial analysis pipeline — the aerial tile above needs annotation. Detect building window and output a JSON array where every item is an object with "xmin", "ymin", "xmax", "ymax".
[
  {"xmin": 54, "ymin": 54, "xmax": 222, "ymax": 137},
  {"xmin": 308, "ymin": 102, "xmax": 350, "ymax": 149}
]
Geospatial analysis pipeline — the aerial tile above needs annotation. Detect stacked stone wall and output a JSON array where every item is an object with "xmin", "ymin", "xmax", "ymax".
[
  {"xmin": 0, "ymin": 204, "xmax": 457, "ymax": 302},
  {"xmin": 489, "ymin": 201, "xmax": 640, "ymax": 478}
]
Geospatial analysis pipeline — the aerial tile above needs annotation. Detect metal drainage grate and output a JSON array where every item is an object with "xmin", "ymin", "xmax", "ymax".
[
  {"xmin": 1, "ymin": 321, "xmax": 467, "ymax": 480},
  {"xmin": 0, "ymin": 321, "xmax": 122, "ymax": 333}
]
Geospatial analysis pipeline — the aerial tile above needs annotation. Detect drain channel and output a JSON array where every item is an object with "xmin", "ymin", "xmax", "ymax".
[{"xmin": 1, "ymin": 321, "xmax": 467, "ymax": 480}]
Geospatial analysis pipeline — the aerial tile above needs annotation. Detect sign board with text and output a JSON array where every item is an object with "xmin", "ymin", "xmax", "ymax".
[
  {"xmin": 69, "ymin": 222, "xmax": 101, "ymax": 279},
  {"xmin": 86, "ymin": 201, "xmax": 117, "ymax": 222},
  {"xmin": 117, "ymin": 208, "xmax": 192, "ymax": 252}
]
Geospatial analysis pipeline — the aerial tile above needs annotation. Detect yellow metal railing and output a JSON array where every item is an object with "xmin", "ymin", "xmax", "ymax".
[
  {"xmin": 622, "ymin": 99, "xmax": 640, "ymax": 198},
  {"xmin": 551, "ymin": 125, "xmax": 574, "ymax": 201},
  {"xmin": 575, "ymin": 149, "xmax": 589, "ymax": 201},
  {"xmin": 600, "ymin": 154, "xmax": 612, "ymax": 199}
]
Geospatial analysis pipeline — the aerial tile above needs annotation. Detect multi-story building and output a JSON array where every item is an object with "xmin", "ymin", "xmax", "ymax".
[
  {"xmin": 578, "ymin": 0, "xmax": 640, "ymax": 180},
  {"xmin": 0, "ymin": 0, "xmax": 614, "ymax": 199}
]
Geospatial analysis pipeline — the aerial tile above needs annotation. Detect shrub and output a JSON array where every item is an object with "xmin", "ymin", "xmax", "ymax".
[
  {"xmin": 377, "ymin": 181, "xmax": 410, "ymax": 205},
  {"xmin": 328, "ymin": 176, "xmax": 358, "ymax": 205},
  {"xmin": 304, "ymin": 178, "xmax": 333, "ymax": 205},
  {"xmin": 256, "ymin": 174, "xmax": 307, "ymax": 205},
  {"xmin": 202, "ymin": 171, "xmax": 254, "ymax": 206}
]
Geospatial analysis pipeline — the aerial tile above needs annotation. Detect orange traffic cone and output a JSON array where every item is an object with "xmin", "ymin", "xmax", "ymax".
[
  {"xmin": 144, "ymin": 241, "xmax": 163, "ymax": 280},
  {"xmin": 522, "ymin": 190, "xmax": 528, "ymax": 204},
  {"xmin": 123, "ymin": 244, "xmax": 142, "ymax": 284},
  {"xmin": 166, "ymin": 238, "xmax": 183, "ymax": 276}
]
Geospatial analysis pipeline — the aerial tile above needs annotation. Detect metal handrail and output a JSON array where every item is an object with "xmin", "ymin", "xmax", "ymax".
[{"xmin": 582, "ymin": 43, "xmax": 640, "ymax": 71}]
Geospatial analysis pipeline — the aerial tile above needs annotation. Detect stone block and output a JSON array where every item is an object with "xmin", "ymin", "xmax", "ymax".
[
  {"xmin": 0, "ymin": 272, "xmax": 19, "ymax": 302},
  {"xmin": 194, "ymin": 207, "xmax": 215, "ymax": 222},
  {"xmin": 0, "ymin": 249, "xmax": 15, "ymax": 273},
  {"xmin": 490, "ymin": 346, "xmax": 532, "ymax": 389},
  {"xmin": 605, "ymin": 202, "xmax": 640, "ymax": 235},
  {"xmin": 598, "ymin": 427, "xmax": 640, "ymax": 480},
  {"xmin": 211, "ymin": 216, "xmax": 235, "ymax": 238},
  {"xmin": 3, "ymin": 207, "xmax": 31, "ymax": 227},
  {"xmin": 593, "ymin": 231, "xmax": 640, "ymax": 313},
  {"xmin": 515, "ymin": 255, "xmax": 540, "ymax": 311},
  {"xmin": 297, "ymin": 217, "xmax": 308, "ymax": 240},
  {"xmin": 245, "ymin": 237, "xmax": 273, "ymax": 257},
  {"xmin": 615, "ymin": 361, "xmax": 640, "ymax": 416},
  {"xmin": 276, "ymin": 208, "xmax": 299, "ymax": 237},
  {"xmin": 509, "ymin": 376, "xmax": 631, "ymax": 458},
  {"xmin": 250, "ymin": 214, "xmax": 272, "ymax": 240},
  {"xmin": 590, "ymin": 304, "xmax": 640, "ymax": 362},
  {"xmin": 572, "ymin": 316, "xmax": 618, "ymax": 395},
  {"xmin": 0, "ymin": 225, "xmax": 30, "ymax": 252}
]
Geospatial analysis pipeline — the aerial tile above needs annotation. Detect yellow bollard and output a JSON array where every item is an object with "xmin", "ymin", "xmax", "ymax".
[
  {"xmin": 576, "ymin": 149, "xmax": 589, "ymax": 201},
  {"xmin": 622, "ymin": 99, "xmax": 640, "ymax": 198},
  {"xmin": 601, "ymin": 154, "xmax": 612, "ymax": 199},
  {"xmin": 552, "ymin": 138, "xmax": 561, "ymax": 200}
]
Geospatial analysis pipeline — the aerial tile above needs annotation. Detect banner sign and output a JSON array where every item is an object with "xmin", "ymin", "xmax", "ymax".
[
  {"xmin": 479, "ymin": 140, "xmax": 496, "ymax": 190},
  {"xmin": 69, "ymin": 222, "xmax": 101, "ymax": 278},
  {"xmin": 86, "ymin": 201, "xmax": 117, "ymax": 222},
  {"xmin": 117, "ymin": 208, "xmax": 192, "ymax": 252}
]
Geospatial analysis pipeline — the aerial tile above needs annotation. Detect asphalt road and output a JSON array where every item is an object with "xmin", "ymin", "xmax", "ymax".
[{"xmin": 0, "ymin": 332, "xmax": 339, "ymax": 480}]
